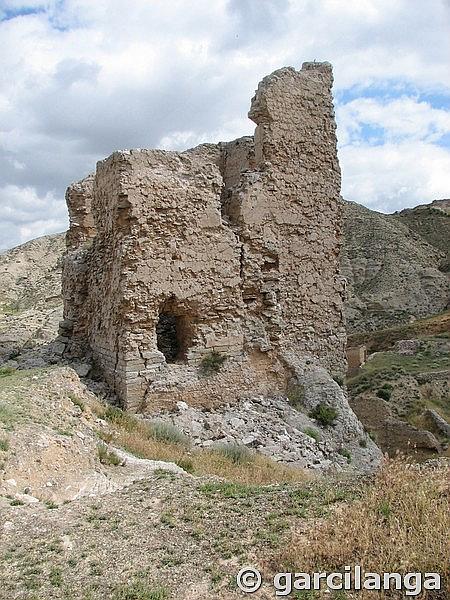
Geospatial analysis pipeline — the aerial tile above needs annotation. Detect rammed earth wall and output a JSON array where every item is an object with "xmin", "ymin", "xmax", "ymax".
[{"xmin": 60, "ymin": 62, "xmax": 347, "ymax": 411}]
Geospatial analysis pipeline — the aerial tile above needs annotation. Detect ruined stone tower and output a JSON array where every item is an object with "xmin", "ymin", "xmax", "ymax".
[{"xmin": 60, "ymin": 62, "xmax": 347, "ymax": 411}]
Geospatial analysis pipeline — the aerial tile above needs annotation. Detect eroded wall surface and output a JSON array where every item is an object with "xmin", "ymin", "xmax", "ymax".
[{"xmin": 60, "ymin": 62, "xmax": 347, "ymax": 411}]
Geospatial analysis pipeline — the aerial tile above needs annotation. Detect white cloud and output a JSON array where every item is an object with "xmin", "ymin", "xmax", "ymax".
[
  {"xmin": 337, "ymin": 97, "xmax": 450, "ymax": 145},
  {"xmin": 340, "ymin": 142, "xmax": 450, "ymax": 212},
  {"xmin": 0, "ymin": 184, "xmax": 67, "ymax": 250},
  {"xmin": 0, "ymin": 0, "xmax": 449, "ymax": 248}
]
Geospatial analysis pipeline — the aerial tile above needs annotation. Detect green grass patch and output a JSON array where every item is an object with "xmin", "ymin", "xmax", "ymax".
[
  {"xmin": 214, "ymin": 442, "xmax": 252, "ymax": 464},
  {"xmin": 303, "ymin": 427, "xmax": 320, "ymax": 442},
  {"xmin": 68, "ymin": 392, "xmax": 85, "ymax": 411},
  {"xmin": 338, "ymin": 448, "xmax": 352, "ymax": 464},
  {"xmin": 198, "ymin": 481, "xmax": 263, "ymax": 499},
  {"xmin": 147, "ymin": 421, "xmax": 188, "ymax": 445},
  {"xmin": 112, "ymin": 582, "xmax": 168, "ymax": 600},
  {"xmin": 0, "ymin": 366, "xmax": 16, "ymax": 378},
  {"xmin": 97, "ymin": 443, "xmax": 122, "ymax": 466},
  {"xmin": 287, "ymin": 383, "xmax": 305, "ymax": 408}
]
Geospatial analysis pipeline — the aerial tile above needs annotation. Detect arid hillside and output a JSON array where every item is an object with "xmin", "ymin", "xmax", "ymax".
[
  {"xmin": 341, "ymin": 199, "xmax": 449, "ymax": 332},
  {"xmin": 0, "ymin": 366, "xmax": 448, "ymax": 599},
  {"xmin": 0, "ymin": 233, "xmax": 64, "ymax": 360}
]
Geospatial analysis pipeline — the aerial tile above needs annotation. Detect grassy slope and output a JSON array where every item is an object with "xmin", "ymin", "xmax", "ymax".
[{"xmin": 348, "ymin": 310, "xmax": 450, "ymax": 353}]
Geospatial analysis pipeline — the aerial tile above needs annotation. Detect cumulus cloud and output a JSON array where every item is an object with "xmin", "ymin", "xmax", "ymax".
[
  {"xmin": 340, "ymin": 142, "xmax": 450, "ymax": 212},
  {"xmin": 0, "ymin": 184, "xmax": 67, "ymax": 250},
  {"xmin": 0, "ymin": 0, "xmax": 449, "ymax": 249},
  {"xmin": 337, "ymin": 97, "xmax": 450, "ymax": 145}
]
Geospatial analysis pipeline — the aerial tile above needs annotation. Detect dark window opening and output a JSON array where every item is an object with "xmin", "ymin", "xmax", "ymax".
[
  {"xmin": 156, "ymin": 313, "xmax": 180, "ymax": 363},
  {"xmin": 156, "ymin": 300, "xmax": 196, "ymax": 363}
]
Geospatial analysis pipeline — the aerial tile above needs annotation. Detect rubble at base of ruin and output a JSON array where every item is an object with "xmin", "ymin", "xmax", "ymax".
[{"xmin": 58, "ymin": 61, "xmax": 348, "ymax": 412}]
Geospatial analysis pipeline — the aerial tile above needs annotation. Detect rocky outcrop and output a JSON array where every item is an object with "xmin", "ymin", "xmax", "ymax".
[{"xmin": 351, "ymin": 392, "xmax": 442, "ymax": 458}]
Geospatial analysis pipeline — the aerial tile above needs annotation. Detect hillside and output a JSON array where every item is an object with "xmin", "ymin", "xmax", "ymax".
[
  {"xmin": 341, "ymin": 200, "xmax": 449, "ymax": 332},
  {"xmin": 0, "ymin": 367, "xmax": 448, "ymax": 598},
  {"xmin": 0, "ymin": 233, "xmax": 65, "ymax": 360}
]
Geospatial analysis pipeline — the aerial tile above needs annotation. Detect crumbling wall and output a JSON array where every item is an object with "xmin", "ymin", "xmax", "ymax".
[
  {"xmin": 231, "ymin": 64, "xmax": 347, "ymax": 371},
  {"xmin": 60, "ymin": 61, "xmax": 347, "ymax": 411},
  {"xmin": 59, "ymin": 175, "xmax": 96, "ymax": 356}
]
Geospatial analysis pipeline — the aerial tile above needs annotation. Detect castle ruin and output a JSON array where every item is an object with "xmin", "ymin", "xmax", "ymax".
[{"xmin": 59, "ymin": 62, "xmax": 347, "ymax": 411}]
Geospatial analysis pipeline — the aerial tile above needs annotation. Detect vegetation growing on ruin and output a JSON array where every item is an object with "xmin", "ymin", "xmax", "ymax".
[{"xmin": 198, "ymin": 351, "xmax": 226, "ymax": 376}]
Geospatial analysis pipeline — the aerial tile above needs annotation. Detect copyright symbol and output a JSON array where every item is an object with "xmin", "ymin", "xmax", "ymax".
[{"xmin": 236, "ymin": 566, "xmax": 262, "ymax": 593}]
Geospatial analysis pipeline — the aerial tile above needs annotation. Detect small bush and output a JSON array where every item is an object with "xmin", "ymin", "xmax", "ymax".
[
  {"xmin": 199, "ymin": 481, "xmax": 260, "ymax": 499},
  {"xmin": 0, "ymin": 438, "xmax": 9, "ymax": 452},
  {"xmin": 376, "ymin": 388, "xmax": 391, "ymax": 401},
  {"xmin": 10, "ymin": 498, "xmax": 24, "ymax": 506},
  {"xmin": 103, "ymin": 405, "xmax": 139, "ymax": 431},
  {"xmin": 338, "ymin": 448, "xmax": 352, "ymax": 463},
  {"xmin": 368, "ymin": 430, "xmax": 377, "ymax": 441},
  {"xmin": 199, "ymin": 351, "xmax": 226, "ymax": 376},
  {"xmin": 358, "ymin": 438, "xmax": 367, "ymax": 448},
  {"xmin": 304, "ymin": 427, "xmax": 320, "ymax": 442},
  {"xmin": 215, "ymin": 442, "xmax": 252, "ymax": 465},
  {"xmin": 97, "ymin": 443, "xmax": 122, "ymax": 466},
  {"xmin": 332, "ymin": 373, "xmax": 344, "ymax": 387},
  {"xmin": 0, "ymin": 366, "xmax": 16, "ymax": 378},
  {"xmin": 147, "ymin": 421, "xmax": 188, "ymax": 446},
  {"xmin": 309, "ymin": 403, "xmax": 338, "ymax": 427},
  {"xmin": 49, "ymin": 567, "xmax": 63, "ymax": 587}
]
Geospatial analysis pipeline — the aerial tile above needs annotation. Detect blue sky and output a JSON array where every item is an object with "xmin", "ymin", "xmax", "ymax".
[{"xmin": 0, "ymin": 0, "xmax": 449, "ymax": 249}]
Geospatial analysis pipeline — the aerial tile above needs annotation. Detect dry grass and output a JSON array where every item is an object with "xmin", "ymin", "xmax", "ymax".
[
  {"xmin": 96, "ymin": 405, "xmax": 307, "ymax": 486},
  {"xmin": 277, "ymin": 457, "xmax": 449, "ymax": 598}
]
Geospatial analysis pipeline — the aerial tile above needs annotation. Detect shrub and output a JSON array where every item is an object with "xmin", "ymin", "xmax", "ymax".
[
  {"xmin": 376, "ymin": 388, "xmax": 391, "ymax": 401},
  {"xmin": 0, "ymin": 438, "xmax": 9, "ymax": 452},
  {"xmin": 199, "ymin": 351, "xmax": 226, "ymax": 376},
  {"xmin": 49, "ymin": 567, "xmax": 63, "ymax": 587},
  {"xmin": 97, "ymin": 443, "xmax": 122, "ymax": 466},
  {"xmin": 147, "ymin": 421, "xmax": 188, "ymax": 446},
  {"xmin": 0, "ymin": 366, "xmax": 16, "ymax": 378},
  {"xmin": 304, "ymin": 427, "xmax": 320, "ymax": 442},
  {"xmin": 309, "ymin": 403, "xmax": 338, "ymax": 427},
  {"xmin": 68, "ymin": 392, "xmax": 85, "ymax": 411},
  {"xmin": 214, "ymin": 442, "xmax": 252, "ymax": 465},
  {"xmin": 332, "ymin": 373, "xmax": 344, "ymax": 387},
  {"xmin": 10, "ymin": 498, "xmax": 24, "ymax": 506},
  {"xmin": 338, "ymin": 448, "xmax": 352, "ymax": 463},
  {"xmin": 103, "ymin": 405, "xmax": 139, "ymax": 431},
  {"xmin": 358, "ymin": 438, "xmax": 367, "ymax": 448}
]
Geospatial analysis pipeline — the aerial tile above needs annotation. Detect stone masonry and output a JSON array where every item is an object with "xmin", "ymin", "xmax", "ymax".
[{"xmin": 59, "ymin": 62, "xmax": 347, "ymax": 411}]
